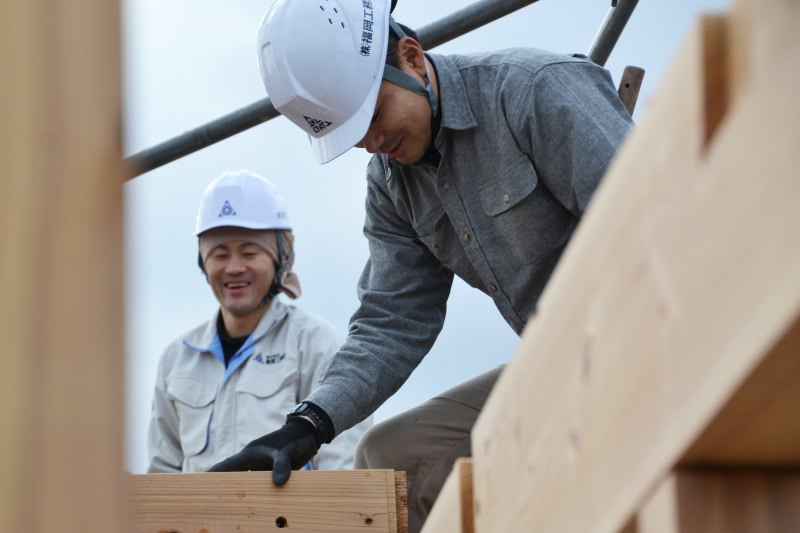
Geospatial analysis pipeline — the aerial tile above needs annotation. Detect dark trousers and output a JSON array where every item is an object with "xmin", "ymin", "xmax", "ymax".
[{"xmin": 354, "ymin": 366, "xmax": 504, "ymax": 533}]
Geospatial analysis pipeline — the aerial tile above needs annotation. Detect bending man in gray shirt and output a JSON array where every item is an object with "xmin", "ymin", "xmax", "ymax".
[{"xmin": 210, "ymin": 1, "xmax": 632, "ymax": 530}]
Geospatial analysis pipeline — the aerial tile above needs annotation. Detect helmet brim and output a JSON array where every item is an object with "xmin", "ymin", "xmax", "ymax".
[
  {"xmin": 308, "ymin": 2, "xmax": 391, "ymax": 165},
  {"xmin": 308, "ymin": 66, "xmax": 384, "ymax": 164}
]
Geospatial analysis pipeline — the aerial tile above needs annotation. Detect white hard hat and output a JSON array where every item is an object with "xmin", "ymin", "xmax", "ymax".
[
  {"xmin": 257, "ymin": 0, "xmax": 391, "ymax": 164},
  {"xmin": 195, "ymin": 170, "xmax": 291, "ymax": 236}
]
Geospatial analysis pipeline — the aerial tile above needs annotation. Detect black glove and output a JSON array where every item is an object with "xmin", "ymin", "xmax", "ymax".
[{"xmin": 208, "ymin": 416, "xmax": 321, "ymax": 485}]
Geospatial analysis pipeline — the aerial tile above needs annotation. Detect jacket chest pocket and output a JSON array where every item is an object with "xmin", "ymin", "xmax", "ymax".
[
  {"xmin": 167, "ymin": 377, "xmax": 217, "ymax": 458},
  {"xmin": 480, "ymin": 155, "xmax": 574, "ymax": 265},
  {"xmin": 234, "ymin": 369, "xmax": 298, "ymax": 447}
]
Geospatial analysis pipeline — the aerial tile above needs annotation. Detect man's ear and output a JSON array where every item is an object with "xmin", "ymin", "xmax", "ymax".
[
  {"xmin": 197, "ymin": 252, "xmax": 209, "ymax": 283},
  {"xmin": 396, "ymin": 36, "xmax": 426, "ymax": 77}
]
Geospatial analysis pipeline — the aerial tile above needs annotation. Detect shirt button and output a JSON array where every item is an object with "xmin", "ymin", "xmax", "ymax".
[
  {"xmin": 503, "ymin": 193, "xmax": 510, "ymax": 203},
  {"xmin": 442, "ymin": 181, "xmax": 450, "ymax": 190},
  {"xmin": 430, "ymin": 242, "xmax": 439, "ymax": 249},
  {"xmin": 463, "ymin": 232, "xmax": 471, "ymax": 242},
  {"xmin": 489, "ymin": 283, "xmax": 498, "ymax": 292}
]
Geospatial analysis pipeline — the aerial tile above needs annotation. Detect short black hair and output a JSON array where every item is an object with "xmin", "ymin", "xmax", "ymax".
[{"xmin": 386, "ymin": 21, "xmax": 419, "ymax": 69}]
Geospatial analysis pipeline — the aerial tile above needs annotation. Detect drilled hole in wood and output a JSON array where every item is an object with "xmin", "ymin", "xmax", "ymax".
[
  {"xmin": 276, "ymin": 516, "xmax": 288, "ymax": 528},
  {"xmin": 365, "ymin": 517, "xmax": 373, "ymax": 525}
]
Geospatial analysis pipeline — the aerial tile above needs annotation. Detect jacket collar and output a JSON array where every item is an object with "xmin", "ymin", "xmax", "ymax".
[{"xmin": 183, "ymin": 298, "xmax": 290, "ymax": 353}]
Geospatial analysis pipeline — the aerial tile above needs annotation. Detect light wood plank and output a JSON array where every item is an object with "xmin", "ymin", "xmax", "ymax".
[
  {"xmin": 472, "ymin": 13, "xmax": 800, "ymax": 533},
  {"xmin": 421, "ymin": 458, "xmax": 474, "ymax": 533},
  {"xmin": 682, "ymin": 318, "xmax": 800, "ymax": 464},
  {"xmin": 0, "ymin": 0, "xmax": 125, "ymax": 532},
  {"xmin": 129, "ymin": 470, "xmax": 407, "ymax": 533},
  {"xmin": 633, "ymin": 470, "xmax": 800, "ymax": 533},
  {"xmin": 729, "ymin": 0, "xmax": 800, "ymax": 103}
]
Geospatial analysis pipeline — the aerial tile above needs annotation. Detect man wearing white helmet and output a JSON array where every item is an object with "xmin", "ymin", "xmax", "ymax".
[
  {"xmin": 147, "ymin": 170, "xmax": 371, "ymax": 473},
  {"xmin": 211, "ymin": 1, "xmax": 632, "ymax": 529}
]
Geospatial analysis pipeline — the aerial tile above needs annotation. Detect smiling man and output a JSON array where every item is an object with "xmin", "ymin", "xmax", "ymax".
[
  {"xmin": 210, "ymin": 1, "xmax": 633, "ymax": 531},
  {"xmin": 147, "ymin": 169, "xmax": 370, "ymax": 473}
]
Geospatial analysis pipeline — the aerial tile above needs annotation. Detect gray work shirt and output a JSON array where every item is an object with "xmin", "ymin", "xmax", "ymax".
[{"xmin": 308, "ymin": 48, "xmax": 633, "ymax": 435}]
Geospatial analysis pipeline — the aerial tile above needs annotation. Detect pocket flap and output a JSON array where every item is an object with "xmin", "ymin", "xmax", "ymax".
[
  {"xmin": 480, "ymin": 156, "xmax": 538, "ymax": 216},
  {"xmin": 235, "ymin": 368, "xmax": 297, "ymax": 399},
  {"xmin": 166, "ymin": 377, "xmax": 217, "ymax": 408}
]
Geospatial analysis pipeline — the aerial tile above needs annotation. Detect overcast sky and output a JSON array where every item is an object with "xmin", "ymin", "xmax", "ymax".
[{"xmin": 122, "ymin": 0, "xmax": 730, "ymax": 473}]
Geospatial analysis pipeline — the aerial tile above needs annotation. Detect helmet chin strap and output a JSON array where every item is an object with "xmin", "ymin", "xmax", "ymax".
[
  {"xmin": 383, "ymin": 18, "xmax": 439, "ymax": 117},
  {"xmin": 262, "ymin": 231, "xmax": 290, "ymax": 305}
]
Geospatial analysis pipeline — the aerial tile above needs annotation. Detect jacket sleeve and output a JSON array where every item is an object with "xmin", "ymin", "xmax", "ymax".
[
  {"xmin": 147, "ymin": 348, "xmax": 183, "ymax": 473},
  {"xmin": 513, "ymin": 58, "xmax": 633, "ymax": 216},
  {"xmin": 307, "ymin": 158, "xmax": 455, "ymax": 436}
]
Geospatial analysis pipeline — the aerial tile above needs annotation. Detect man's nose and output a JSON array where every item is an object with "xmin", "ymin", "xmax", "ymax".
[
  {"xmin": 224, "ymin": 255, "xmax": 246, "ymax": 273},
  {"xmin": 356, "ymin": 128, "xmax": 384, "ymax": 154}
]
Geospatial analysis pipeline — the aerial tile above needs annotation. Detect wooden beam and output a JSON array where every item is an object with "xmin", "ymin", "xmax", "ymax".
[
  {"xmin": 0, "ymin": 0, "xmax": 125, "ymax": 532},
  {"xmin": 421, "ymin": 459, "xmax": 474, "ymax": 533},
  {"xmin": 472, "ymin": 10, "xmax": 800, "ymax": 533},
  {"xmin": 728, "ymin": 0, "xmax": 800, "ymax": 104},
  {"xmin": 682, "ymin": 318, "xmax": 800, "ymax": 464},
  {"xmin": 631, "ymin": 469, "xmax": 800, "ymax": 533},
  {"xmin": 129, "ymin": 470, "xmax": 408, "ymax": 533}
]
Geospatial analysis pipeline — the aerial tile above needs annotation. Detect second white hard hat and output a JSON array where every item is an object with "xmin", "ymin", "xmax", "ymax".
[
  {"xmin": 195, "ymin": 169, "xmax": 291, "ymax": 236},
  {"xmin": 257, "ymin": 0, "xmax": 391, "ymax": 164}
]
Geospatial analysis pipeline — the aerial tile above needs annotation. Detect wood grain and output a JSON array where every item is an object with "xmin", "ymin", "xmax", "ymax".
[
  {"xmin": 421, "ymin": 459, "xmax": 474, "ymax": 533},
  {"xmin": 129, "ymin": 470, "xmax": 408, "ymax": 533},
  {"xmin": 0, "ymin": 0, "xmax": 125, "ymax": 531},
  {"xmin": 633, "ymin": 469, "xmax": 800, "ymax": 533},
  {"xmin": 472, "ymin": 12, "xmax": 800, "ymax": 533}
]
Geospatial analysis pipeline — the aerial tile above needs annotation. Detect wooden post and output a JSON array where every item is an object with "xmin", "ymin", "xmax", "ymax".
[
  {"xmin": 617, "ymin": 66, "xmax": 645, "ymax": 115},
  {"xmin": 0, "ymin": 0, "xmax": 125, "ymax": 531},
  {"xmin": 421, "ymin": 459, "xmax": 474, "ymax": 533}
]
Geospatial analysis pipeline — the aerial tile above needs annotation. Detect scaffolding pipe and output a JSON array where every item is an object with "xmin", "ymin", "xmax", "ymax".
[
  {"xmin": 416, "ymin": 0, "xmax": 537, "ymax": 50},
  {"xmin": 124, "ymin": 0, "xmax": 543, "ymax": 177},
  {"xmin": 125, "ymin": 0, "xmax": 639, "ymax": 178},
  {"xmin": 124, "ymin": 99, "xmax": 282, "ymax": 179},
  {"xmin": 587, "ymin": 0, "xmax": 639, "ymax": 66}
]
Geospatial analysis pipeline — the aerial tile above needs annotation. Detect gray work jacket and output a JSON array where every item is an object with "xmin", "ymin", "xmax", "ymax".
[{"xmin": 308, "ymin": 48, "xmax": 633, "ymax": 435}]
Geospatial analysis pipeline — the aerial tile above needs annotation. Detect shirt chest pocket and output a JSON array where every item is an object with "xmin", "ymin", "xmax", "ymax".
[
  {"xmin": 480, "ymin": 156, "xmax": 538, "ymax": 216},
  {"xmin": 167, "ymin": 377, "xmax": 217, "ymax": 458},
  {"xmin": 234, "ymin": 369, "xmax": 298, "ymax": 446},
  {"xmin": 479, "ymin": 155, "xmax": 573, "ymax": 264},
  {"xmin": 411, "ymin": 207, "xmax": 481, "ymax": 284}
]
